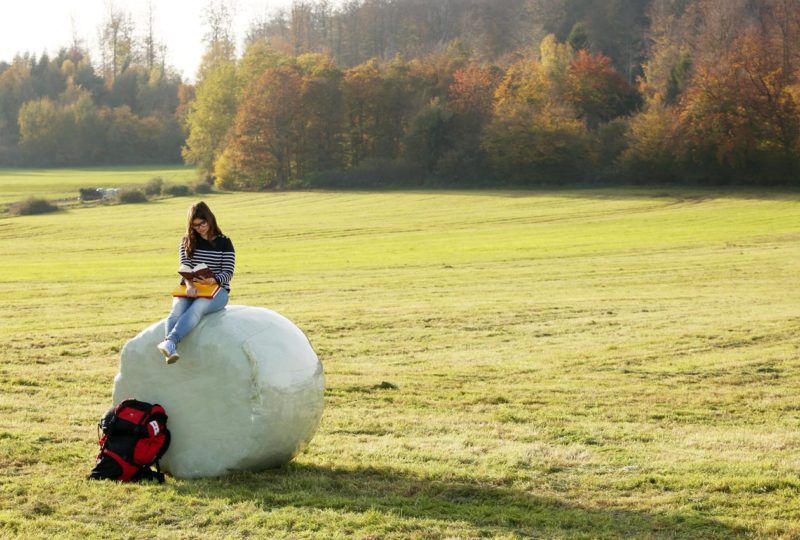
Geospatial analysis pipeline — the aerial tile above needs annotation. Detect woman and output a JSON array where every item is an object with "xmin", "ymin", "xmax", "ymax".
[{"xmin": 157, "ymin": 201, "xmax": 235, "ymax": 364}]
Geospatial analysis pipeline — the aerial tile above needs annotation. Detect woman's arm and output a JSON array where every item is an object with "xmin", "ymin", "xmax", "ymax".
[
  {"xmin": 214, "ymin": 239, "xmax": 236, "ymax": 287},
  {"xmin": 179, "ymin": 241, "xmax": 191, "ymax": 266},
  {"xmin": 178, "ymin": 240, "xmax": 199, "ymax": 296}
]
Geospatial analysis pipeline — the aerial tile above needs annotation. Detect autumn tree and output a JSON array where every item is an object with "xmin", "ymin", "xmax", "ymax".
[
  {"xmin": 182, "ymin": 61, "xmax": 238, "ymax": 174},
  {"xmin": 448, "ymin": 63, "xmax": 496, "ymax": 120},
  {"xmin": 237, "ymin": 39, "xmax": 290, "ymax": 89},
  {"xmin": 678, "ymin": 35, "xmax": 800, "ymax": 182},
  {"xmin": 431, "ymin": 62, "xmax": 499, "ymax": 182},
  {"xmin": 56, "ymin": 89, "xmax": 103, "ymax": 163},
  {"xmin": 539, "ymin": 34, "xmax": 574, "ymax": 96},
  {"xmin": 407, "ymin": 46, "xmax": 470, "ymax": 107},
  {"xmin": 375, "ymin": 58, "xmax": 422, "ymax": 159},
  {"xmin": 620, "ymin": 102, "xmax": 681, "ymax": 182},
  {"xmin": 296, "ymin": 54, "xmax": 346, "ymax": 174},
  {"xmin": 340, "ymin": 55, "xmax": 423, "ymax": 166},
  {"xmin": 0, "ymin": 58, "xmax": 37, "ymax": 159},
  {"xmin": 14, "ymin": 57, "xmax": 102, "ymax": 165},
  {"xmin": 17, "ymin": 98, "xmax": 62, "ymax": 163},
  {"xmin": 663, "ymin": 0, "xmax": 800, "ymax": 183},
  {"xmin": 342, "ymin": 59, "xmax": 382, "ymax": 164},
  {"xmin": 565, "ymin": 49, "xmax": 641, "ymax": 128},
  {"xmin": 735, "ymin": 3, "xmax": 800, "ymax": 165},
  {"xmin": 100, "ymin": 106, "xmax": 154, "ymax": 162},
  {"xmin": 483, "ymin": 56, "xmax": 593, "ymax": 184},
  {"xmin": 220, "ymin": 66, "xmax": 304, "ymax": 189}
]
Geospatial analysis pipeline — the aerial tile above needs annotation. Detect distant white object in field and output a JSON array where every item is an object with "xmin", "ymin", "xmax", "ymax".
[
  {"xmin": 113, "ymin": 305, "xmax": 324, "ymax": 479},
  {"xmin": 79, "ymin": 187, "xmax": 120, "ymax": 201}
]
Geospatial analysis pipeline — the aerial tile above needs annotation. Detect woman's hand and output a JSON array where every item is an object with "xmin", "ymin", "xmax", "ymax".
[
  {"xmin": 186, "ymin": 285, "xmax": 199, "ymax": 298},
  {"xmin": 196, "ymin": 277, "xmax": 217, "ymax": 285}
]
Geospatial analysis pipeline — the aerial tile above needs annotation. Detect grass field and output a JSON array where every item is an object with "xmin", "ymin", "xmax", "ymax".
[
  {"xmin": 1, "ymin": 170, "xmax": 799, "ymax": 538},
  {"xmin": 0, "ymin": 165, "xmax": 196, "ymax": 205}
]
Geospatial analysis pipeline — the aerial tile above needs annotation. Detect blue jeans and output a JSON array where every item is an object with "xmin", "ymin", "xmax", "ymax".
[{"xmin": 165, "ymin": 288, "xmax": 229, "ymax": 344}]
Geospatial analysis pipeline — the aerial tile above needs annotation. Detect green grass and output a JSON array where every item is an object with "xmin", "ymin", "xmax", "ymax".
[
  {"xmin": 1, "ymin": 172, "xmax": 799, "ymax": 538},
  {"xmin": 0, "ymin": 165, "xmax": 196, "ymax": 205}
]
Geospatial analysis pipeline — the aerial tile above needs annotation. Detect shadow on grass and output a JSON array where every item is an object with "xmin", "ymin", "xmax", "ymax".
[{"xmin": 171, "ymin": 462, "xmax": 746, "ymax": 538}]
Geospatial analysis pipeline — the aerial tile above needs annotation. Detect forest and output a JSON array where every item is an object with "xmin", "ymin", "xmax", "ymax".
[
  {"xmin": 0, "ymin": 2, "xmax": 188, "ymax": 166},
  {"xmin": 2, "ymin": 0, "xmax": 799, "ymax": 186}
]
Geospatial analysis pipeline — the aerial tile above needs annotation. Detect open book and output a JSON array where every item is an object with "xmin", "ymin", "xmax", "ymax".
[
  {"xmin": 173, "ymin": 263, "xmax": 220, "ymax": 298},
  {"xmin": 178, "ymin": 263, "xmax": 215, "ymax": 282}
]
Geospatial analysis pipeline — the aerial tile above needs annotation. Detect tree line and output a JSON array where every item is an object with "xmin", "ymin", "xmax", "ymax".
[
  {"xmin": 2, "ymin": 0, "xmax": 799, "ymax": 187},
  {"xmin": 185, "ymin": 0, "xmax": 800, "ymax": 188},
  {"xmin": 0, "ymin": 3, "xmax": 186, "ymax": 166}
]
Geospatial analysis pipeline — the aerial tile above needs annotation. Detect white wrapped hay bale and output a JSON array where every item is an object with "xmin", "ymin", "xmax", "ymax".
[{"xmin": 112, "ymin": 305, "xmax": 324, "ymax": 479}]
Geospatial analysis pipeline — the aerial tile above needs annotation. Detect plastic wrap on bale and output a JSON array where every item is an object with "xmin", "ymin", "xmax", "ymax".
[{"xmin": 113, "ymin": 305, "xmax": 325, "ymax": 479}]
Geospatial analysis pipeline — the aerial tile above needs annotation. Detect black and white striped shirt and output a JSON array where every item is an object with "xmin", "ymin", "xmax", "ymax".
[{"xmin": 179, "ymin": 235, "xmax": 235, "ymax": 291}]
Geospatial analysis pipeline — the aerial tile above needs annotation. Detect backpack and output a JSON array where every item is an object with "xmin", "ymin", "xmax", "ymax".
[{"xmin": 89, "ymin": 399, "xmax": 171, "ymax": 483}]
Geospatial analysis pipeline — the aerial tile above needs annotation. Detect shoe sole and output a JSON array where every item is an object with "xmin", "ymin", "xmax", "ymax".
[
  {"xmin": 166, "ymin": 353, "xmax": 180, "ymax": 364},
  {"xmin": 156, "ymin": 344, "xmax": 171, "ymax": 358}
]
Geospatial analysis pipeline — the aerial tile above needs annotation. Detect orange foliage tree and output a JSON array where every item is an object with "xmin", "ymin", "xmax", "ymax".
[
  {"xmin": 565, "ymin": 50, "xmax": 641, "ymax": 128},
  {"xmin": 220, "ymin": 66, "xmax": 304, "ymax": 189},
  {"xmin": 679, "ymin": 20, "xmax": 800, "ymax": 181},
  {"xmin": 420, "ymin": 63, "xmax": 499, "ymax": 182},
  {"xmin": 448, "ymin": 63, "xmax": 497, "ymax": 120}
]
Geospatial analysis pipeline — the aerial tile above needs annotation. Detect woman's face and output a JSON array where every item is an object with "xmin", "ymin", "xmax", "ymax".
[{"xmin": 192, "ymin": 217, "xmax": 210, "ymax": 239}]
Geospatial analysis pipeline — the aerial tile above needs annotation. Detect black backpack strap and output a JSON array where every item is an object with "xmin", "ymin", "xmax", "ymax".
[
  {"xmin": 135, "ymin": 403, "xmax": 155, "ymax": 436},
  {"xmin": 156, "ymin": 429, "xmax": 172, "ymax": 460},
  {"xmin": 154, "ymin": 461, "xmax": 165, "ymax": 484},
  {"xmin": 133, "ymin": 463, "xmax": 166, "ymax": 484}
]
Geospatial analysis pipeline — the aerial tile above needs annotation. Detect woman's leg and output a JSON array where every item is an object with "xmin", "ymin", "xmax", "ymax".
[
  {"xmin": 165, "ymin": 289, "xmax": 229, "ymax": 345},
  {"xmin": 165, "ymin": 297, "xmax": 193, "ymax": 338}
]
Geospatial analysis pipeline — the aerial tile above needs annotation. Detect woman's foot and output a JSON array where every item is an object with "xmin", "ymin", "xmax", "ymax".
[{"xmin": 156, "ymin": 340, "xmax": 180, "ymax": 364}]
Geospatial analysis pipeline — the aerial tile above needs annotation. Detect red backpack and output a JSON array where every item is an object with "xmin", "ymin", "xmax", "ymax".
[{"xmin": 89, "ymin": 399, "xmax": 171, "ymax": 483}]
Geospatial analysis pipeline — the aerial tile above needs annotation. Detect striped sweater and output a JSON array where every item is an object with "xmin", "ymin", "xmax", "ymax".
[{"xmin": 179, "ymin": 235, "xmax": 235, "ymax": 291}]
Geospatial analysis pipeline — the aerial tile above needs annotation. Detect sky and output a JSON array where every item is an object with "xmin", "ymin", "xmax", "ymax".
[{"xmin": 0, "ymin": 0, "xmax": 296, "ymax": 82}]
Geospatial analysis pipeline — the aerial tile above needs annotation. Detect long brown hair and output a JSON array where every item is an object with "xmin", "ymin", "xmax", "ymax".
[{"xmin": 183, "ymin": 201, "xmax": 223, "ymax": 258}]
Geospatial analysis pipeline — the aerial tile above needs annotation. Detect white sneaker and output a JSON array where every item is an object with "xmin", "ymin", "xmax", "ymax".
[{"xmin": 156, "ymin": 340, "xmax": 180, "ymax": 364}]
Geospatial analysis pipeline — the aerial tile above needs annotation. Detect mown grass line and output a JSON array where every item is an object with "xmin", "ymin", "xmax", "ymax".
[{"xmin": 1, "ymin": 181, "xmax": 799, "ymax": 538}]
